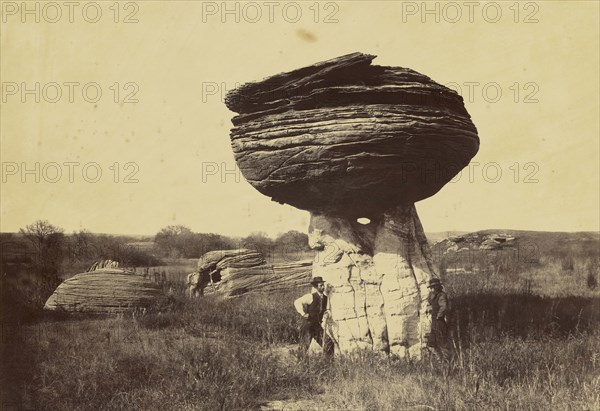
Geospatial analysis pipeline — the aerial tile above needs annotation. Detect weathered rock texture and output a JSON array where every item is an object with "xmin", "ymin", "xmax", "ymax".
[
  {"xmin": 439, "ymin": 232, "xmax": 517, "ymax": 252},
  {"xmin": 188, "ymin": 249, "xmax": 266, "ymax": 296},
  {"xmin": 44, "ymin": 268, "xmax": 165, "ymax": 313},
  {"xmin": 198, "ymin": 249, "xmax": 265, "ymax": 272},
  {"xmin": 189, "ymin": 249, "xmax": 312, "ymax": 297},
  {"xmin": 204, "ymin": 260, "xmax": 313, "ymax": 297},
  {"xmin": 310, "ymin": 205, "xmax": 434, "ymax": 357},
  {"xmin": 87, "ymin": 259, "xmax": 120, "ymax": 271},
  {"xmin": 225, "ymin": 53, "xmax": 479, "ymax": 359},
  {"xmin": 225, "ymin": 52, "xmax": 479, "ymax": 217}
]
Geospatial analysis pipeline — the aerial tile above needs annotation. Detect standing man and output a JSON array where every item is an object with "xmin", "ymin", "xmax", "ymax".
[
  {"xmin": 427, "ymin": 278, "xmax": 449, "ymax": 358},
  {"xmin": 294, "ymin": 277, "xmax": 334, "ymax": 357},
  {"xmin": 187, "ymin": 271, "xmax": 201, "ymax": 298}
]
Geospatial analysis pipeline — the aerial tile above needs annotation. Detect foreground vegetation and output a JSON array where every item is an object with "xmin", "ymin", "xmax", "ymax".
[
  {"xmin": 3, "ymin": 272, "xmax": 599, "ymax": 410},
  {"xmin": 2, "ymin": 225, "xmax": 599, "ymax": 410}
]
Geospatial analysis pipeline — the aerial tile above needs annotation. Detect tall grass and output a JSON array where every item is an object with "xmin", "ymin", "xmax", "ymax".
[
  {"xmin": 3, "ymin": 316, "xmax": 322, "ymax": 411},
  {"xmin": 4, "ymin": 280, "xmax": 599, "ymax": 410},
  {"xmin": 3, "ymin": 250, "xmax": 600, "ymax": 410},
  {"xmin": 318, "ymin": 333, "xmax": 600, "ymax": 410}
]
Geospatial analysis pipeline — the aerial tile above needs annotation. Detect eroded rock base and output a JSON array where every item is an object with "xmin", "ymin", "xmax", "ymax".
[{"xmin": 309, "ymin": 204, "xmax": 436, "ymax": 359}]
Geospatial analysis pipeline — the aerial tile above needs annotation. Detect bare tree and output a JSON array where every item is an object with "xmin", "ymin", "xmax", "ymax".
[{"xmin": 19, "ymin": 220, "xmax": 65, "ymax": 275}]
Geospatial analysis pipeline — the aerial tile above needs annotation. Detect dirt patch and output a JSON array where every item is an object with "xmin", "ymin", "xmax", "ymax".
[{"xmin": 259, "ymin": 398, "xmax": 336, "ymax": 411}]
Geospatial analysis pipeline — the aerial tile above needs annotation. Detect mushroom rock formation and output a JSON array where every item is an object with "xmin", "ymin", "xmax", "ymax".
[
  {"xmin": 224, "ymin": 53, "xmax": 480, "ymax": 358},
  {"xmin": 44, "ymin": 262, "xmax": 165, "ymax": 313}
]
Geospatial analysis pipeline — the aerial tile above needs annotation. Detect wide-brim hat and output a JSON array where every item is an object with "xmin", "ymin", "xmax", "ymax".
[
  {"xmin": 310, "ymin": 276, "xmax": 325, "ymax": 285},
  {"xmin": 428, "ymin": 278, "xmax": 442, "ymax": 288}
]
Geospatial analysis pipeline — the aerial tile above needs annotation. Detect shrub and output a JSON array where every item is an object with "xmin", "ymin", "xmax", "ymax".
[
  {"xmin": 561, "ymin": 255, "xmax": 575, "ymax": 272},
  {"xmin": 587, "ymin": 270, "xmax": 598, "ymax": 290}
]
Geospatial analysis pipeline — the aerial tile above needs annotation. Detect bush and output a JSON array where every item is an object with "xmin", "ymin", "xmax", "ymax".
[
  {"xmin": 561, "ymin": 255, "xmax": 575, "ymax": 272},
  {"xmin": 587, "ymin": 270, "xmax": 598, "ymax": 290}
]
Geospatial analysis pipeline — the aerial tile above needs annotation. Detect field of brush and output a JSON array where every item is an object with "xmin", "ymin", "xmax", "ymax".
[{"xmin": 1, "ymin": 231, "xmax": 599, "ymax": 410}]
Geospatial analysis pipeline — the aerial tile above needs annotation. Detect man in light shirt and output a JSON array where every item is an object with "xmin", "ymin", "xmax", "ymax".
[{"xmin": 294, "ymin": 276, "xmax": 334, "ymax": 357}]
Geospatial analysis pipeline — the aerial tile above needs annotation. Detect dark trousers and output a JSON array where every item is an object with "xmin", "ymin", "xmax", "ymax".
[
  {"xmin": 428, "ymin": 318, "xmax": 447, "ymax": 347},
  {"xmin": 299, "ymin": 320, "xmax": 334, "ymax": 356},
  {"xmin": 428, "ymin": 318, "xmax": 449, "ymax": 359}
]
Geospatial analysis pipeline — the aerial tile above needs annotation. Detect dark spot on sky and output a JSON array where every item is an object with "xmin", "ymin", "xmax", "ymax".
[{"xmin": 296, "ymin": 29, "xmax": 317, "ymax": 43}]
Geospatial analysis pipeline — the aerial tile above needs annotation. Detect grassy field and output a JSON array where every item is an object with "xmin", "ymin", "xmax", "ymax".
[
  {"xmin": 2, "ymin": 269, "xmax": 599, "ymax": 410},
  {"xmin": 1, "ymin": 231, "xmax": 599, "ymax": 410}
]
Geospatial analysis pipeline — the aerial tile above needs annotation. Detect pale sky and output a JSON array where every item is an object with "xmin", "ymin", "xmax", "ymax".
[{"xmin": 1, "ymin": 1, "xmax": 599, "ymax": 237}]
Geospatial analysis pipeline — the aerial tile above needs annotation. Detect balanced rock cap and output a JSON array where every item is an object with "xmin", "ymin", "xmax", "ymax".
[{"xmin": 225, "ymin": 52, "xmax": 479, "ymax": 218}]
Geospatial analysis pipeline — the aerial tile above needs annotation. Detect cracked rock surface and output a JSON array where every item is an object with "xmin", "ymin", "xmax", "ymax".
[
  {"xmin": 310, "ymin": 205, "xmax": 435, "ymax": 359},
  {"xmin": 225, "ymin": 52, "xmax": 479, "ymax": 217},
  {"xmin": 225, "ymin": 53, "xmax": 480, "ymax": 358},
  {"xmin": 44, "ymin": 269, "xmax": 165, "ymax": 313}
]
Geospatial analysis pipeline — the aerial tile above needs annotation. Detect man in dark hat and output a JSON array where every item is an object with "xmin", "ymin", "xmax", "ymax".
[
  {"xmin": 427, "ymin": 278, "xmax": 449, "ymax": 358},
  {"xmin": 294, "ymin": 276, "xmax": 334, "ymax": 356}
]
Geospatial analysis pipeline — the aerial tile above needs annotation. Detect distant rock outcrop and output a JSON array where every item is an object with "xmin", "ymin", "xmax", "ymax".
[
  {"xmin": 188, "ymin": 249, "xmax": 266, "ymax": 297},
  {"xmin": 44, "ymin": 264, "xmax": 165, "ymax": 313},
  {"xmin": 198, "ymin": 249, "xmax": 265, "ymax": 272},
  {"xmin": 436, "ymin": 232, "xmax": 518, "ymax": 254},
  {"xmin": 205, "ymin": 260, "xmax": 313, "ymax": 297},
  {"xmin": 188, "ymin": 249, "xmax": 313, "ymax": 297}
]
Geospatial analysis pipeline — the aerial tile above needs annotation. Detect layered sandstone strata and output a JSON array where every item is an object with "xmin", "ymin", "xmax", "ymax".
[
  {"xmin": 226, "ymin": 52, "xmax": 479, "ymax": 217},
  {"xmin": 44, "ymin": 268, "xmax": 165, "ymax": 313},
  {"xmin": 224, "ymin": 53, "xmax": 479, "ymax": 359}
]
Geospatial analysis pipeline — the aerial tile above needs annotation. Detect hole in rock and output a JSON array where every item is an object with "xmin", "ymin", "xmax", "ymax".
[{"xmin": 357, "ymin": 217, "xmax": 371, "ymax": 225}]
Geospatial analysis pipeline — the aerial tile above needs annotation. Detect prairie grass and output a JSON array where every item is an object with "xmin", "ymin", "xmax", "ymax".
[
  {"xmin": 3, "ymin": 280, "xmax": 599, "ymax": 411},
  {"xmin": 3, "ymin": 316, "xmax": 322, "ymax": 411},
  {"xmin": 444, "ymin": 258, "xmax": 600, "ymax": 298},
  {"xmin": 2, "ymin": 246, "xmax": 600, "ymax": 410},
  {"xmin": 319, "ymin": 334, "xmax": 600, "ymax": 410}
]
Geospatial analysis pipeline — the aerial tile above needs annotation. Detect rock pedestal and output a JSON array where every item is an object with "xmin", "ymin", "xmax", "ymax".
[{"xmin": 310, "ymin": 204, "xmax": 434, "ymax": 359}]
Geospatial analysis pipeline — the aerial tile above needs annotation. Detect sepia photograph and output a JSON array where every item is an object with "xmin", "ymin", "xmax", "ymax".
[{"xmin": 1, "ymin": 1, "xmax": 599, "ymax": 410}]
